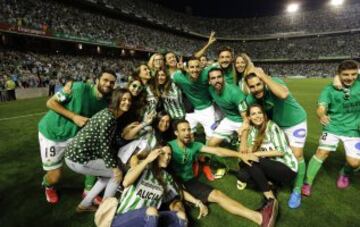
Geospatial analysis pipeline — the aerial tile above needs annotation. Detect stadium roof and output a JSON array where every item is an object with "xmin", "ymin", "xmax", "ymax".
[{"xmin": 152, "ymin": 0, "xmax": 356, "ymax": 18}]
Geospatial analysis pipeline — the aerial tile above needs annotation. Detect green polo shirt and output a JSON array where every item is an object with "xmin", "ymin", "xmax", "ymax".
[
  {"xmin": 209, "ymin": 83, "xmax": 247, "ymax": 122},
  {"xmin": 168, "ymin": 140, "xmax": 204, "ymax": 182},
  {"xmin": 172, "ymin": 70, "xmax": 212, "ymax": 110},
  {"xmin": 318, "ymin": 80, "xmax": 360, "ymax": 137},
  {"xmin": 246, "ymin": 78, "xmax": 307, "ymax": 128},
  {"xmin": 39, "ymin": 82, "xmax": 108, "ymax": 141}
]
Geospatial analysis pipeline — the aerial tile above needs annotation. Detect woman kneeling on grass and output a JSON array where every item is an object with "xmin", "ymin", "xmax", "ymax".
[
  {"xmin": 238, "ymin": 104, "xmax": 298, "ymax": 205},
  {"xmin": 64, "ymin": 88, "xmax": 131, "ymax": 212},
  {"xmin": 111, "ymin": 145, "xmax": 189, "ymax": 227}
]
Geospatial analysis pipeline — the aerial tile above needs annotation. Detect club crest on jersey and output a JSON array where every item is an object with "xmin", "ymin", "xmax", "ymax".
[
  {"xmin": 355, "ymin": 142, "xmax": 360, "ymax": 151},
  {"xmin": 293, "ymin": 129, "xmax": 306, "ymax": 138}
]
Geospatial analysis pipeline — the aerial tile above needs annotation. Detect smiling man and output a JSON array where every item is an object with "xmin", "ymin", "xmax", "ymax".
[
  {"xmin": 302, "ymin": 60, "xmax": 360, "ymax": 195},
  {"xmin": 207, "ymin": 67, "xmax": 247, "ymax": 147},
  {"xmin": 38, "ymin": 69, "xmax": 116, "ymax": 204},
  {"xmin": 216, "ymin": 46, "xmax": 236, "ymax": 85},
  {"xmin": 244, "ymin": 67, "xmax": 307, "ymax": 208},
  {"xmin": 168, "ymin": 119, "xmax": 278, "ymax": 227},
  {"xmin": 172, "ymin": 57, "xmax": 216, "ymax": 138}
]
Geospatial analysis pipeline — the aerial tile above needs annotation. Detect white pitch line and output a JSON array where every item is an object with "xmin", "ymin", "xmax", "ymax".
[{"xmin": 0, "ymin": 112, "xmax": 46, "ymax": 121}]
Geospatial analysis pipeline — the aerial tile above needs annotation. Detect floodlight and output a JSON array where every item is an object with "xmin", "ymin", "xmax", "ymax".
[
  {"xmin": 330, "ymin": 0, "xmax": 344, "ymax": 6},
  {"xmin": 287, "ymin": 3, "xmax": 300, "ymax": 13}
]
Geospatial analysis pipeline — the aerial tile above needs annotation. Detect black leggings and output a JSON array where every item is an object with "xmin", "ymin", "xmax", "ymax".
[{"xmin": 236, "ymin": 158, "xmax": 296, "ymax": 192}]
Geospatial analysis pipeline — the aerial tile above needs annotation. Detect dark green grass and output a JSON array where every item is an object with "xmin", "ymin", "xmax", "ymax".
[{"xmin": 0, "ymin": 79, "xmax": 359, "ymax": 227}]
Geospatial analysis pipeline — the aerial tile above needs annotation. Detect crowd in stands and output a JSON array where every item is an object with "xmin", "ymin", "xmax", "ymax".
[
  {"xmin": 258, "ymin": 62, "xmax": 338, "ymax": 78},
  {"xmin": 0, "ymin": 50, "xmax": 140, "ymax": 102},
  {"xmin": 1, "ymin": 0, "xmax": 359, "ymax": 59},
  {"xmin": 1, "ymin": 0, "xmax": 359, "ymax": 60},
  {"xmin": 0, "ymin": 0, "xmax": 201, "ymax": 56},
  {"xmin": 103, "ymin": 0, "xmax": 360, "ymax": 36},
  {"xmin": 0, "ymin": 0, "xmax": 358, "ymax": 101},
  {"xmin": 219, "ymin": 33, "xmax": 360, "ymax": 60}
]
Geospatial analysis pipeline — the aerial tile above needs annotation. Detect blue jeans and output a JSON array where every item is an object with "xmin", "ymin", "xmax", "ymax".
[{"xmin": 111, "ymin": 207, "xmax": 187, "ymax": 227}]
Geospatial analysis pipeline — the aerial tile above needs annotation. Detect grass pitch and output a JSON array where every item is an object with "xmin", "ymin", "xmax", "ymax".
[{"xmin": 0, "ymin": 78, "xmax": 359, "ymax": 227}]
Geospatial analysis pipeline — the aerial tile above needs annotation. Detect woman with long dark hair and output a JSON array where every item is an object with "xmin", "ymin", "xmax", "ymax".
[
  {"xmin": 64, "ymin": 88, "xmax": 132, "ymax": 212},
  {"xmin": 118, "ymin": 111, "xmax": 174, "ymax": 167},
  {"xmin": 237, "ymin": 104, "xmax": 298, "ymax": 203},
  {"xmin": 112, "ymin": 145, "xmax": 188, "ymax": 227},
  {"xmin": 146, "ymin": 69, "xmax": 185, "ymax": 120}
]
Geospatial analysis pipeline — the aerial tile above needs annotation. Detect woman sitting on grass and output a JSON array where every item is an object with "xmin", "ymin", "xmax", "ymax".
[
  {"xmin": 237, "ymin": 104, "xmax": 298, "ymax": 204},
  {"xmin": 112, "ymin": 145, "xmax": 189, "ymax": 227},
  {"xmin": 64, "ymin": 88, "xmax": 131, "ymax": 212}
]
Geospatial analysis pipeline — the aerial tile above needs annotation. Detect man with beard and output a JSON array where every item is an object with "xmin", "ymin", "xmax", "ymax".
[
  {"xmin": 38, "ymin": 69, "xmax": 116, "ymax": 204},
  {"xmin": 214, "ymin": 46, "xmax": 236, "ymax": 85},
  {"xmin": 207, "ymin": 67, "xmax": 247, "ymax": 147},
  {"xmin": 172, "ymin": 57, "xmax": 219, "ymax": 180},
  {"xmin": 172, "ymin": 57, "xmax": 215, "ymax": 139},
  {"xmin": 244, "ymin": 67, "xmax": 307, "ymax": 209},
  {"xmin": 168, "ymin": 119, "xmax": 278, "ymax": 227},
  {"xmin": 302, "ymin": 60, "xmax": 360, "ymax": 195}
]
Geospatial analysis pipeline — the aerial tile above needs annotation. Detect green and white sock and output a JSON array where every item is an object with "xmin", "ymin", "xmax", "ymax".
[
  {"xmin": 42, "ymin": 175, "xmax": 52, "ymax": 188},
  {"xmin": 305, "ymin": 155, "xmax": 323, "ymax": 185},
  {"xmin": 293, "ymin": 159, "xmax": 306, "ymax": 193}
]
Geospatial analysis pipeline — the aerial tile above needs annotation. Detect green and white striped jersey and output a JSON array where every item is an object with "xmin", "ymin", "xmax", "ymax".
[
  {"xmin": 146, "ymin": 83, "xmax": 185, "ymax": 120},
  {"xmin": 117, "ymin": 167, "xmax": 179, "ymax": 214},
  {"xmin": 247, "ymin": 121, "xmax": 298, "ymax": 172}
]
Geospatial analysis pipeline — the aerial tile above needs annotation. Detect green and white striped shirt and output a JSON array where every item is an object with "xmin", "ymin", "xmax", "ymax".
[
  {"xmin": 117, "ymin": 167, "xmax": 178, "ymax": 214},
  {"xmin": 146, "ymin": 82, "xmax": 185, "ymax": 120},
  {"xmin": 247, "ymin": 121, "xmax": 298, "ymax": 172}
]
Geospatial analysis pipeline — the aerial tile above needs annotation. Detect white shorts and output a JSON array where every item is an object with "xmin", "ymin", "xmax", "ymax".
[
  {"xmin": 318, "ymin": 132, "xmax": 360, "ymax": 159},
  {"xmin": 213, "ymin": 117, "xmax": 242, "ymax": 142},
  {"xmin": 213, "ymin": 103, "xmax": 224, "ymax": 122},
  {"xmin": 39, "ymin": 132, "xmax": 72, "ymax": 171},
  {"xmin": 283, "ymin": 121, "xmax": 307, "ymax": 148},
  {"xmin": 186, "ymin": 105, "xmax": 216, "ymax": 138}
]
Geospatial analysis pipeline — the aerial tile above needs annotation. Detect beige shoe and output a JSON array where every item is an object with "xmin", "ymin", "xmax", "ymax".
[{"xmin": 76, "ymin": 205, "xmax": 98, "ymax": 213}]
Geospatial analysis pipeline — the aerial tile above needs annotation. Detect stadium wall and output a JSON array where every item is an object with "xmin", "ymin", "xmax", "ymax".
[{"xmin": 14, "ymin": 88, "xmax": 48, "ymax": 99}]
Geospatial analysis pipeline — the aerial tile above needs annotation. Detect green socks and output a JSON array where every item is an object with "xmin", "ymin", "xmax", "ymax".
[
  {"xmin": 42, "ymin": 175, "xmax": 51, "ymax": 187},
  {"xmin": 305, "ymin": 155, "xmax": 323, "ymax": 185},
  {"xmin": 84, "ymin": 175, "xmax": 97, "ymax": 191},
  {"xmin": 293, "ymin": 159, "xmax": 306, "ymax": 193}
]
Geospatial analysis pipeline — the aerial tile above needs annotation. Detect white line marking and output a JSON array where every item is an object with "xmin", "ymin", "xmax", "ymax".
[{"xmin": 0, "ymin": 112, "xmax": 46, "ymax": 121}]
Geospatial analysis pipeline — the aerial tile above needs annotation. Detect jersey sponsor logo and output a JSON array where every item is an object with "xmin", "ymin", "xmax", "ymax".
[
  {"xmin": 135, "ymin": 179, "xmax": 163, "ymax": 202},
  {"xmin": 355, "ymin": 142, "xmax": 360, "ymax": 151},
  {"xmin": 136, "ymin": 189, "xmax": 162, "ymax": 201},
  {"xmin": 293, "ymin": 129, "xmax": 306, "ymax": 138}
]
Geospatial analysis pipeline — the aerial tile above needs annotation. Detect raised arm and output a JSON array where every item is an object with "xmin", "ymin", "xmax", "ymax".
[
  {"xmin": 194, "ymin": 31, "xmax": 216, "ymax": 59},
  {"xmin": 250, "ymin": 67, "xmax": 289, "ymax": 99},
  {"xmin": 122, "ymin": 148, "xmax": 162, "ymax": 188},
  {"xmin": 121, "ymin": 111, "xmax": 155, "ymax": 140}
]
